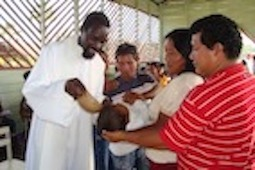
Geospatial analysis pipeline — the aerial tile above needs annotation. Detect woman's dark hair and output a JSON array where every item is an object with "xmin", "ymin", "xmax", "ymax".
[{"xmin": 165, "ymin": 29, "xmax": 195, "ymax": 73}]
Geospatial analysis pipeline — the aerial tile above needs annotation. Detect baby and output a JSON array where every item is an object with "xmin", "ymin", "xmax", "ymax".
[
  {"xmin": 97, "ymin": 103, "xmax": 129, "ymax": 134},
  {"xmin": 97, "ymin": 96, "xmax": 151, "ymax": 156}
]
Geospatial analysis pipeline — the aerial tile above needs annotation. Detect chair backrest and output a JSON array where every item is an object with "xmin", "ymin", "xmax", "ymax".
[{"xmin": 0, "ymin": 126, "xmax": 13, "ymax": 161}]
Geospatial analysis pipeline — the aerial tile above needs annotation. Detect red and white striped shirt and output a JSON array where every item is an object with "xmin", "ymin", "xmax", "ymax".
[{"xmin": 160, "ymin": 64, "xmax": 255, "ymax": 169}]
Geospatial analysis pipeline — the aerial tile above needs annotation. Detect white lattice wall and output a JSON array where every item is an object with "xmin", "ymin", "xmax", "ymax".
[{"xmin": 0, "ymin": 0, "xmax": 160, "ymax": 69}]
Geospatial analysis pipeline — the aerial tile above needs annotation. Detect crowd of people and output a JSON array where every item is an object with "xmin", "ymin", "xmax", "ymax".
[
  {"xmin": 103, "ymin": 14, "xmax": 255, "ymax": 170},
  {"xmin": 1, "ymin": 11, "xmax": 253, "ymax": 170}
]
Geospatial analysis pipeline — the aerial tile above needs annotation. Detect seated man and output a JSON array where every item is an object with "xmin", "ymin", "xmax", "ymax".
[{"xmin": 0, "ymin": 100, "xmax": 16, "ymax": 135}]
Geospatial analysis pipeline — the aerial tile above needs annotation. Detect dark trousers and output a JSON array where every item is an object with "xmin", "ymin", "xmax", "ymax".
[{"xmin": 0, "ymin": 116, "xmax": 16, "ymax": 134}]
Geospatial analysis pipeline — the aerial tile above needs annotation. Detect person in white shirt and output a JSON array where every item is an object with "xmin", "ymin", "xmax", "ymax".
[{"xmin": 22, "ymin": 11, "xmax": 110, "ymax": 170}]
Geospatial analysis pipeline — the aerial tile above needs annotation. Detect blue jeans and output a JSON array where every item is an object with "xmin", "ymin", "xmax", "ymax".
[
  {"xmin": 110, "ymin": 148, "xmax": 149, "ymax": 170},
  {"xmin": 94, "ymin": 126, "xmax": 110, "ymax": 170}
]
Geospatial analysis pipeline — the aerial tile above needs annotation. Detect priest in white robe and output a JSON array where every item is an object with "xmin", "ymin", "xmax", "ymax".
[{"xmin": 22, "ymin": 12, "xmax": 110, "ymax": 170}]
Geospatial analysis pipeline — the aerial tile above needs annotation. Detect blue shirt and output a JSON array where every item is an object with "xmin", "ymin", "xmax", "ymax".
[{"xmin": 105, "ymin": 74, "xmax": 154, "ymax": 98}]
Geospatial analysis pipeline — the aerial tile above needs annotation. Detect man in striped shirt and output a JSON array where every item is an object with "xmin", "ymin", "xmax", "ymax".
[{"xmin": 103, "ymin": 14, "xmax": 255, "ymax": 169}]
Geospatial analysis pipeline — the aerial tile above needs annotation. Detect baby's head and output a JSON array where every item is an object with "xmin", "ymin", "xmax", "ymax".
[{"xmin": 97, "ymin": 103, "xmax": 129, "ymax": 134}]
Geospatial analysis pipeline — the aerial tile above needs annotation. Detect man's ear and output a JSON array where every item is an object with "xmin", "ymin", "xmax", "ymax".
[{"xmin": 212, "ymin": 42, "xmax": 224, "ymax": 56}]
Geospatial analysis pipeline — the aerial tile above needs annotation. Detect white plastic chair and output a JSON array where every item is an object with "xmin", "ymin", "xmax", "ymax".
[{"xmin": 0, "ymin": 126, "xmax": 25, "ymax": 170}]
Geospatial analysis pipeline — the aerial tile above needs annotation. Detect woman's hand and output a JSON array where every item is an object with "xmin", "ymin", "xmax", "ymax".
[
  {"xmin": 123, "ymin": 91, "xmax": 142, "ymax": 105},
  {"xmin": 102, "ymin": 130, "xmax": 126, "ymax": 142}
]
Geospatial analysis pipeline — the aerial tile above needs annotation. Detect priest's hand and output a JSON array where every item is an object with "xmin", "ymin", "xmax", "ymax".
[
  {"xmin": 102, "ymin": 130, "xmax": 126, "ymax": 142},
  {"xmin": 65, "ymin": 78, "xmax": 86, "ymax": 99}
]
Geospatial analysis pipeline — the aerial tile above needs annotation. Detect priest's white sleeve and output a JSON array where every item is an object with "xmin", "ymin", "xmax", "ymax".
[{"xmin": 22, "ymin": 44, "xmax": 76, "ymax": 127}]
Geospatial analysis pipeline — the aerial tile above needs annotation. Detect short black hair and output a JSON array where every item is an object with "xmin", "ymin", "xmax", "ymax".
[
  {"xmin": 190, "ymin": 14, "xmax": 242, "ymax": 60},
  {"xmin": 165, "ymin": 29, "xmax": 195, "ymax": 73},
  {"xmin": 115, "ymin": 43, "xmax": 138, "ymax": 60},
  {"xmin": 81, "ymin": 11, "xmax": 110, "ymax": 31}
]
